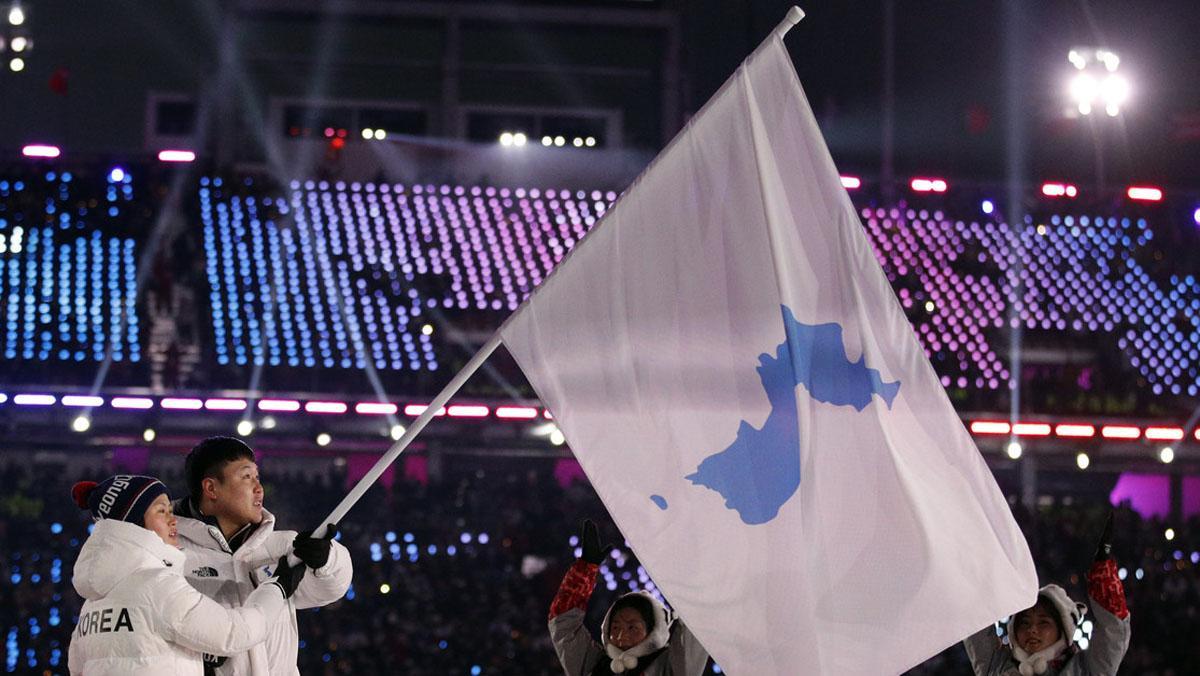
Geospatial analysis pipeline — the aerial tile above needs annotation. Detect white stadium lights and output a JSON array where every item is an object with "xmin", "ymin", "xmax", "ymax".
[
  {"xmin": 158, "ymin": 149, "xmax": 196, "ymax": 163},
  {"xmin": 21, "ymin": 144, "xmax": 59, "ymax": 158},
  {"xmin": 1075, "ymin": 452, "xmax": 1090, "ymax": 470},
  {"xmin": 316, "ymin": 432, "xmax": 332, "ymax": 447},
  {"xmin": 499, "ymin": 131, "xmax": 527, "ymax": 147},
  {"xmin": 7, "ymin": 4, "xmax": 24, "ymax": 25},
  {"xmin": 1067, "ymin": 48, "xmax": 1129, "ymax": 117},
  {"xmin": 71, "ymin": 416, "xmax": 91, "ymax": 433},
  {"xmin": 236, "ymin": 420, "xmax": 254, "ymax": 436},
  {"xmin": 840, "ymin": 175, "xmax": 862, "ymax": 190},
  {"xmin": 142, "ymin": 428, "xmax": 157, "ymax": 442},
  {"xmin": 1158, "ymin": 446, "xmax": 1175, "ymax": 464},
  {"xmin": 8, "ymin": 56, "xmax": 22, "ymax": 71},
  {"xmin": 1005, "ymin": 441, "xmax": 1023, "ymax": 460}
]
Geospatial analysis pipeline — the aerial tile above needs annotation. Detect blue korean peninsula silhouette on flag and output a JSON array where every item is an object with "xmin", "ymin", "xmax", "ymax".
[{"xmin": 658, "ymin": 305, "xmax": 900, "ymax": 525}]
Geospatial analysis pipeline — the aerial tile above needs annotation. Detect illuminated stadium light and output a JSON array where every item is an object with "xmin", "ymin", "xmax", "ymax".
[
  {"xmin": 554, "ymin": 135, "xmax": 565, "ymax": 147},
  {"xmin": 572, "ymin": 137, "xmax": 584, "ymax": 148},
  {"xmin": 585, "ymin": 136, "xmax": 596, "ymax": 147},
  {"xmin": 13, "ymin": 394, "xmax": 56, "ymax": 406},
  {"xmin": 305, "ymin": 401, "xmax": 348, "ymax": 414},
  {"xmin": 157, "ymin": 149, "xmax": 196, "ymax": 163},
  {"xmin": 389, "ymin": 424, "xmax": 406, "ymax": 440},
  {"xmin": 0, "ymin": 394, "xmax": 7, "ymax": 404},
  {"xmin": 1126, "ymin": 186, "xmax": 1163, "ymax": 202},
  {"xmin": 260, "ymin": 416, "xmax": 277, "ymax": 430},
  {"xmin": 62, "ymin": 395, "xmax": 104, "ymax": 407},
  {"xmin": 839, "ymin": 175, "xmax": 861, "ymax": 190},
  {"xmin": 355, "ymin": 402, "xmax": 398, "ymax": 415},
  {"xmin": 1100, "ymin": 425, "xmax": 1140, "ymax": 440},
  {"xmin": 108, "ymin": 168, "xmax": 126, "ymax": 183},
  {"xmin": 541, "ymin": 135, "xmax": 553, "ymax": 146},
  {"xmin": 499, "ymin": 132, "xmax": 514, "ymax": 147},
  {"xmin": 1041, "ymin": 182, "xmax": 1078, "ymax": 198},
  {"xmin": 315, "ymin": 433, "xmax": 332, "ymax": 447},
  {"xmin": 258, "ymin": 399, "xmax": 301, "ymax": 412},
  {"xmin": 404, "ymin": 404, "xmax": 446, "ymax": 417},
  {"xmin": 1194, "ymin": 208, "xmax": 1200, "ymax": 226},
  {"xmin": 111, "ymin": 397, "xmax": 154, "ymax": 410},
  {"xmin": 1012, "ymin": 422, "xmax": 1052, "ymax": 437},
  {"xmin": 362, "ymin": 128, "xmax": 375, "ymax": 140},
  {"xmin": 981, "ymin": 199, "xmax": 994, "ymax": 214},
  {"xmin": 1067, "ymin": 49, "xmax": 1128, "ymax": 117},
  {"xmin": 910, "ymin": 177, "xmax": 947, "ymax": 193},
  {"xmin": 1005, "ymin": 441, "xmax": 1023, "ymax": 460},
  {"xmin": 10, "ymin": 35, "xmax": 27, "ymax": 52},
  {"xmin": 496, "ymin": 406, "xmax": 539, "ymax": 419},
  {"xmin": 160, "ymin": 397, "xmax": 203, "ymax": 410},
  {"xmin": 1055, "ymin": 424, "xmax": 1095, "ymax": 438},
  {"xmin": 8, "ymin": 56, "xmax": 23, "ymax": 71},
  {"xmin": 421, "ymin": 324, "xmax": 434, "ymax": 336},
  {"xmin": 374, "ymin": 129, "xmax": 387, "ymax": 141},
  {"xmin": 1075, "ymin": 452, "xmax": 1090, "ymax": 470},
  {"xmin": 969, "ymin": 420, "xmax": 1010, "ymax": 435},
  {"xmin": 1144, "ymin": 426, "xmax": 1184, "ymax": 441},
  {"xmin": 512, "ymin": 132, "xmax": 527, "ymax": 147},
  {"xmin": 8, "ymin": 5, "xmax": 25, "ymax": 25},
  {"xmin": 22, "ymin": 144, "xmax": 60, "ymax": 158},
  {"xmin": 204, "ymin": 398, "xmax": 248, "ymax": 411},
  {"xmin": 142, "ymin": 428, "xmax": 157, "ymax": 442},
  {"xmin": 1165, "ymin": 528, "xmax": 1176, "ymax": 541},
  {"xmin": 550, "ymin": 429, "xmax": 566, "ymax": 446},
  {"xmin": 71, "ymin": 416, "xmax": 91, "ymax": 433},
  {"xmin": 447, "ymin": 405, "xmax": 489, "ymax": 418},
  {"xmin": 1158, "ymin": 446, "xmax": 1175, "ymax": 464},
  {"xmin": 236, "ymin": 420, "xmax": 254, "ymax": 436}
]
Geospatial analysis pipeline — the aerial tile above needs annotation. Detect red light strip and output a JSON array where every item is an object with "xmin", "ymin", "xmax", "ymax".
[
  {"xmin": 496, "ymin": 406, "xmax": 539, "ymax": 419},
  {"xmin": 1101, "ymin": 425, "xmax": 1141, "ymax": 440},
  {"xmin": 404, "ymin": 404, "xmax": 446, "ymax": 417},
  {"xmin": 970, "ymin": 420, "xmax": 1010, "ymax": 435},
  {"xmin": 355, "ymin": 402, "xmax": 398, "ymax": 415},
  {"xmin": 1126, "ymin": 186, "xmax": 1163, "ymax": 202},
  {"xmin": 1144, "ymin": 426, "xmax": 1184, "ymax": 441},
  {"xmin": 305, "ymin": 401, "xmax": 348, "ymax": 414},
  {"xmin": 1054, "ymin": 424, "xmax": 1096, "ymax": 438},
  {"xmin": 1013, "ymin": 422, "xmax": 1052, "ymax": 437}
]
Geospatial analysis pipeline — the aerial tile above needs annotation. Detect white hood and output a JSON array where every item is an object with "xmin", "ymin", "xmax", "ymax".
[{"xmin": 73, "ymin": 519, "xmax": 186, "ymax": 601}]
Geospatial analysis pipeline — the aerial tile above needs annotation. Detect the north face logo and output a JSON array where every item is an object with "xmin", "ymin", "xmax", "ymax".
[{"xmin": 191, "ymin": 566, "xmax": 219, "ymax": 578}]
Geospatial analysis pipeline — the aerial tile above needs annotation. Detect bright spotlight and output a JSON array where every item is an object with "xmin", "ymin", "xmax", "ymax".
[
  {"xmin": 512, "ymin": 132, "xmax": 527, "ymax": 147},
  {"xmin": 499, "ymin": 132, "xmax": 514, "ymax": 147},
  {"xmin": 361, "ymin": 128, "xmax": 374, "ymax": 140},
  {"xmin": 374, "ymin": 129, "xmax": 387, "ymax": 140},
  {"xmin": 1005, "ymin": 441, "xmax": 1023, "ymax": 460},
  {"xmin": 553, "ymin": 136, "xmax": 565, "ymax": 147},
  {"xmin": 237, "ymin": 420, "xmax": 254, "ymax": 436},
  {"xmin": 585, "ymin": 136, "xmax": 596, "ymax": 147},
  {"xmin": 572, "ymin": 137, "xmax": 584, "ymax": 147},
  {"xmin": 72, "ymin": 416, "xmax": 91, "ymax": 433},
  {"xmin": 10, "ymin": 35, "xmax": 27, "ymax": 52},
  {"xmin": 108, "ymin": 167, "xmax": 126, "ymax": 183},
  {"xmin": 142, "ymin": 428, "xmax": 157, "ymax": 442},
  {"xmin": 390, "ymin": 424, "xmax": 406, "ymax": 441},
  {"xmin": 1193, "ymin": 208, "xmax": 1200, "ymax": 227},
  {"xmin": 1165, "ymin": 528, "xmax": 1175, "ymax": 541},
  {"xmin": 550, "ymin": 429, "xmax": 566, "ymax": 446},
  {"xmin": 1159, "ymin": 446, "xmax": 1175, "ymax": 464},
  {"xmin": 261, "ymin": 416, "xmax": 277, "ymax": 430},
  {"xmin": 541, "ymin": 135, "xmax": 553, "ymax": 146},
  {"xmin": 981, "ymin": 199, "xmax": 995, "ymax": 214},
  {"xmin": 1067, "ymin": 48, "xmax": 1128, "ymax": 117},
  {"xmin": 316, "ymin": 432, "xmax": 332, "ymax": 447},
  {"xmin": 9, "ymin": 57, "xmax": 24, "ymax": 72},
  {"xmin": 421, "ymin": 323, "xmax": 433, "ymax": 336},
  {"xmin": 8, "ymin": 5, "xmax": 25, "ymax": 26},
  {"xmin": 1075, "ymin": 452, "xmax": 1090, "ymax": 470}
]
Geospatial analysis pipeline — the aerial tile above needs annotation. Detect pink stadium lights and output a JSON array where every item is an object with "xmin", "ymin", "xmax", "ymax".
[
  {"xmin": 447, "ymin": 405, "xmax": 490, "ymax": 418},
  {"xmin": 404, "ymin": 404, "xmax": 446, "ymax": 417},
  {"xmin": 496, "ymin": 406, "xmax": 539, "ymax": 419},
  {"xmin": 840, "ymin": 175, "xmax": 862, "ymax": 190},
  {"xmin": 111, "ymin": 397, "xmax": 154, "ymax": 410},
  {"xmin": 160, "ymin": 397, "xmax": 203, "ymax": 410},
  {"xmin": 21, "ymin": 144, "xmax": 61, "ymax": 158},
  {"xmin": 157, "ymin": 149, "xmax": 196, "ymax": 163},
  {"xmin": 204, "ymin": 398, "xmax": 248, "ymax": 411},
  {"xmin": 1101, "ymin": 425, "xmax": 1141, "ymax": 440},
  {"xmin": 1041, "ymin": 182, "xmax": 1078, "ymax": 198},
  {"xmin": 258, "ymin": 399, "xmax": 301, "ymax": 412},
  {"xmin": 969, "ymin": 420, "xmax": 1010, "ymax": 435},
  {"xmin": 1144, "ymin": 426, "xmax": 1184, "ymax": 441},
  {"xmin": 355, "ymin": 402, "xmax": 398, "ymax": 415},
  {"xmin": 13, "ymin": 394, "xmax": 56, "ymax": 406},
  {"xmin": 305, "ymin": 401, "xmax": 348, "ymax": 414},
  {"xmin": 1012, "ymin": 422, "xmax": 1052, "ymax": 437},
  {"xmin": 62, "ymin": 395, "xmax": 104, "ymax": 407},
  {"xmin": 910, "ymin": 177, "xmax": 948, "ymax": 193},
  {"xmin": 1126, "ymin": 185, "xmax": 1163, "ymax": 202},
  {"xmin": 1054, "ymin": 424, "xmax": 1096, "ymax": 438}
]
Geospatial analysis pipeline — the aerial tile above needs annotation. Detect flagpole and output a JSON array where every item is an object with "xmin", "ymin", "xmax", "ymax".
[
  {"xmin": 298, "ymin": 331, "xmax": 504, "ymax": 546},
  {"xmin": 771, "ymin": 6, "xmax": 806, "ymax": 41}
]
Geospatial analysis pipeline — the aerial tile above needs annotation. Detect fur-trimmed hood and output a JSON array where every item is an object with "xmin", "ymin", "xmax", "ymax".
[{"xmin": 600, "ymin": 591, "xmax": 672, "ymax": 673}]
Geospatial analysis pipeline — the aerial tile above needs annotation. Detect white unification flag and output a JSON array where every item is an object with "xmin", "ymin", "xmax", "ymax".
[{"xmin": 499, "ymin": 22, "xmax": 1037, "ymax": 676}]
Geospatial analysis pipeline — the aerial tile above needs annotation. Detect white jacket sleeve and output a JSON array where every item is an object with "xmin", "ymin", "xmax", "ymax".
[
  {"xmin": 153, "ymin": 572, "xmax": 287, "ymax": 655},
  {"xmin": 293, "ymin": 540, "xmax": 353, "ymax": 610}
]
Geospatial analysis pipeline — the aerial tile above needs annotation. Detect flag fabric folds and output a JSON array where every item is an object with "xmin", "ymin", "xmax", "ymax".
[{"xmin": 499, "ymin": 30, "xmax": 1037, "ymax": 675}]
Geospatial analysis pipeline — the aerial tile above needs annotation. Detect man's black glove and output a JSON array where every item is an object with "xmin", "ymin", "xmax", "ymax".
[
  {"xmin": 579, "ymin": 519, "xmax": 612, "ymax": 565},
  {"xmin": 268, "ymin": 556, "xmax": 306, "ymax": 599},
  {"xmin": 293, "ymin": 523, "xmax": 338, "ymax": 570},
  {"xmin": 1093, "ymin": 511, "xmax": 1115, "ymax": 562}
]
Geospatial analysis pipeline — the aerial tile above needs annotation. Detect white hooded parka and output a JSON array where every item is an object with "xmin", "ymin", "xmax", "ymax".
[
  {"xmin": 174, "ymin": 505, "xmax": 353, "ymax": 676},
  {"xmin": 68, "ymin": 519, "xmax": 288, "ymax": 676}
]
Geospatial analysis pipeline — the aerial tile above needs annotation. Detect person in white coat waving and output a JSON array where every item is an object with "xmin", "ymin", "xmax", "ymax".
[
  {"xmin": 172, "ymin": 437, "xmax": 353, "ymax": 676},
  {"xmin": 68, "ymin": 474, "xmax": 306, "ymax": 676}
]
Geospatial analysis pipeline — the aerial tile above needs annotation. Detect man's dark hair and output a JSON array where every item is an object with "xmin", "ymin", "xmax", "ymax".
[
  {"xmin": 610, "ymin": 594, "xmax": 656, "ymax": 633},
  {"xmin": 185, "ymin": 436, "xmax": 255, "ymax": 498}
]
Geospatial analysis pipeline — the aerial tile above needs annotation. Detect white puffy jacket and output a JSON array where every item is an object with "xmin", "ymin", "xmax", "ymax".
[
  {"xmin": 175, "ymin": 505, "xmax": 353, "ymax": 676},
  {"xmin": 68, "ymin": 519, "xmax": 287, "ymax": 676}
]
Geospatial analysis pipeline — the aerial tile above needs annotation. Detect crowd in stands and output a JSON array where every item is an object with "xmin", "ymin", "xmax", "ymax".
[{"xmin": 1, "ymin": 454, "xmax": 1196, "ymax": 675}]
